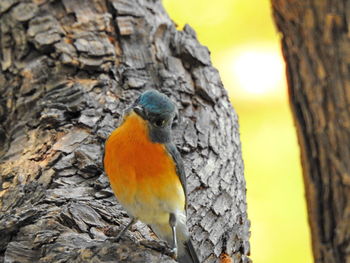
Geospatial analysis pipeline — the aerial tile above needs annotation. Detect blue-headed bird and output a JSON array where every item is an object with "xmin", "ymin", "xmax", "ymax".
[{"xmin": 103, "ymin": 89, "xmax": 200, "ymax": 263}]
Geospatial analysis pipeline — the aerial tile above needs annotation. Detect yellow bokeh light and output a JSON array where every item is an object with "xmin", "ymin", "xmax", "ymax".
[
  {"xmin": 217, "ymin": 44, "xmax": 286, "ymax": 99},
  {"xmin": 231, "ymin": 48, "xmax": 283, "ymax": 95}
]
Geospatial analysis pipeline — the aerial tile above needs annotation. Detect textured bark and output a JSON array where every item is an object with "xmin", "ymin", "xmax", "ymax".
[
  {"xmin": 271, "ymin": 1, "xmax": 350, "ymax": 262},
  {"xmin": 0, "ymin": 1, "xmax": 250, "ymax": 263}
]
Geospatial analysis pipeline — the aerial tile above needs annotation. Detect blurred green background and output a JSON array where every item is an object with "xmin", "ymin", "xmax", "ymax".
[{"xmin": 163, "ymin": 0, "xmax": 313, "ymax": 262}]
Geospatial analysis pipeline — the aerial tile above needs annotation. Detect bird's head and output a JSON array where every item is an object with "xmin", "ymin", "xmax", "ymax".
[{"xmin": 132, "ymin": 89, "xmax": 177, "ymax": 143}]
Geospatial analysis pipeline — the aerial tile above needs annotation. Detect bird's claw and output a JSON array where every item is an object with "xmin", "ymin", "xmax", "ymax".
[{"xmin": 169, "ymin": 247, "xmax": 178, "ymax": 259}]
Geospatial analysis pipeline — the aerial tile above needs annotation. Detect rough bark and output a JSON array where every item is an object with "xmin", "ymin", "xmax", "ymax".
[
  {"xmin": 271, "ymin": 1, "xmax": 350, "ymax": 262},
  {"xmin": 0, "ymin": 1, "xmax": 250, "ymax": 263}
]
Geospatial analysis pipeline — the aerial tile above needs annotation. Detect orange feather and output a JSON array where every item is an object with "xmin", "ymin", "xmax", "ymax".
[{"xmin": 104, "ymin": 112, "xmax": 185, "ymax": 225}]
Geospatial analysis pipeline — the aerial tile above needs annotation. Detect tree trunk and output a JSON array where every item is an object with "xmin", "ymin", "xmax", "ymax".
[
  {"xmin": 0, "ymin": 1, "xmax": 250, "ymax": 263},
  {"xmin": 271, "ymin": 1, "xmax": 350, "ymax": 262}
]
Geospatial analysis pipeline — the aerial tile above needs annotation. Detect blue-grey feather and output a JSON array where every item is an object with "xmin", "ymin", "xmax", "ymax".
[{"xmin": 138, "ymin": 90, "xmax": 175, "ymax": 115}]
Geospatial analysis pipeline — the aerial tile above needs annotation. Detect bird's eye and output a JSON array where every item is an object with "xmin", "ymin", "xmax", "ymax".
[{"xmin": 154, "ymin": 119, "xmax": 166, "ymax": 127}]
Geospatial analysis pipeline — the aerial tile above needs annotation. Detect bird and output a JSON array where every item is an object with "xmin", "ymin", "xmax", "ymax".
[{"xmin": 103, "ymin": 89, "xmax": 200, "ymax": 263}]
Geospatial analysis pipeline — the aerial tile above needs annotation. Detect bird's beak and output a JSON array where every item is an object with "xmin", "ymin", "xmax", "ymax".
[{"xmin": 133, "ymin": 105, "xmax": 145, "ymax": 118}]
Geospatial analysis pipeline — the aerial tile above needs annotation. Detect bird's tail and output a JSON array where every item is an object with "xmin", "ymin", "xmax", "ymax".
[{"xmin": 178, "ymin": 239, "xmax": 200, "ymax": 263}]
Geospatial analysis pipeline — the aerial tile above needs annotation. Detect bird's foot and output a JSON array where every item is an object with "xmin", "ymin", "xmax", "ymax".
[
  {"xmin": 140, "ymin": 240, "xmax": 167, "ymax": 252},
  {"xmin": 140, "ymin": 240, "xmax": 178, "ymax": 259},
  {"xmin": 169, "ymin": 247, "xmax": 178, "ymax": 260}
]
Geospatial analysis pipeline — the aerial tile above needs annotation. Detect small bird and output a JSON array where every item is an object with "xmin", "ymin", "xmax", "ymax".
[{"xmin": 104, "ymin": 89, "xmax": 200, "ymax": 263}]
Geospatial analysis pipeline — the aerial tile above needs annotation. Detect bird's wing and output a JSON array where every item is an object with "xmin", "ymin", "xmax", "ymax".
[{"xmin": 165, "ymin": 143, "xmax": 187, "ymax": 206}]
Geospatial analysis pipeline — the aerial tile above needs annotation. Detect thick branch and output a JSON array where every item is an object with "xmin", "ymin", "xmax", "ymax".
[
  {"xmin": 272, "ymin": 0, "xmax": 350, "ymax": 262},
  {"xmin": 0, "ymin": 1, "xmax": 250, "ymax": 262}
]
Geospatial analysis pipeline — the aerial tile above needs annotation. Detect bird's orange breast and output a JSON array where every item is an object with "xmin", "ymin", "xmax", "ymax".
[{"xmin": 104, "ymin": 112, "xmax": 185, "ymax": 224}]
